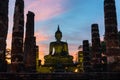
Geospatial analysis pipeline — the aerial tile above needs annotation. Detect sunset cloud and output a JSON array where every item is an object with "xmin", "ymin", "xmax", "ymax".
[
  {"xmin": 38, "ymin": 44, "xmax": 48, "ymax": 64},
  {"xmin": 35, "ymin": 31, "xmax": 50, "ymax": 63},
  {"xmin": 6, "ymin": 32, "xmax": 12, "ymax": 49},
  {"xmin": 35, "ymin": 32, "xmax": 49, "ymax": 42},
  {"xmin": 25, "ymin": 0, "xmax": 69, "ymax": 21}
]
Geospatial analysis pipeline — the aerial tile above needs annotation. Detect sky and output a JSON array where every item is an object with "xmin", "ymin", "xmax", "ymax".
[{"xmin": 7, "ymin": 0, "xmax": 120, "ymax": 63}]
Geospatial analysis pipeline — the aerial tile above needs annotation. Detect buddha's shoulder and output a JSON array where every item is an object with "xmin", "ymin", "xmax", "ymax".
[
  {"xmin": 50, "ymin": 41, "xmax": 67, "ymax": 44},
  {"xmin": 61, "ymin": 41, "xmax": 68, "ymax": 44},
  {"xmin": 50, "ymin": 41, "xmax": 56, "ymax": 44}
]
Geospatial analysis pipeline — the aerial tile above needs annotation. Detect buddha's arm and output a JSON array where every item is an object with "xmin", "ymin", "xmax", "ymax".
[
  {"xmin": 49, "ymin": 43, "xmax": 53, "ymax": 55},
  {"xmin": 64, "ymin": 43, "xmax": 69, "ymax": 54}
]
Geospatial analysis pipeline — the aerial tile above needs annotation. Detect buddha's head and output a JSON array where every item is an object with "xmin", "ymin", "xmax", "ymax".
[{"xmin": 55, "ymin": 26, "xmax": 62, "ymax": 41}]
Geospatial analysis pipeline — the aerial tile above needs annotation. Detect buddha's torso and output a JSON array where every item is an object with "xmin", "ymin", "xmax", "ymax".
[{"xmin": 50, "ymin": 41, "xmax": 68, "ymax": 55}]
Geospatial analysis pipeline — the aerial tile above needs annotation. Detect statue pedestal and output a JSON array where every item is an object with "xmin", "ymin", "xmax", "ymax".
[{"xmin": 44, "ymin": 55, "xmax": 73, "ymax": 72}]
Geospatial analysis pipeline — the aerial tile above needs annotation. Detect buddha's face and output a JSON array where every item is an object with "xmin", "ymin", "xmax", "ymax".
[{"xmin": 55, "ymin": 33, "xmax": 62, "ymax": 41}]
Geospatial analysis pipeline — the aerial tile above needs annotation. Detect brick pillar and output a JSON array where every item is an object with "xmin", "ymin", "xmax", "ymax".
[
  {"xmin": 11, "ymin": 0, "xmax": 24, "ymax": 72},
  {"xmin": 104, "ymin": 0, "xmax": 120, "ymax": 71},
  {"xmin": 0, "ymin": 0, "xmax": 9, "ymax": 72},
  {"xmin": 83, "ymin": 40, "xmax": 91, "ymax": 72},
  {"xmin": 24, "ymin": 11, "xmax": 37, "ymax": 72},
  {"xmin": 91, "ymin": 24, "xmax": 102, "ymax": 72}
]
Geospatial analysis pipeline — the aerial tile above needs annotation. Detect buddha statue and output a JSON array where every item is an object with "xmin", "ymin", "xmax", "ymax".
[
  {"xmin": 44, "ymin": 26, "xmax": 73, "ymax": 67},
  {"xmin": 49, "ymin": 26, "xmax": 68, "ymax": 56}
]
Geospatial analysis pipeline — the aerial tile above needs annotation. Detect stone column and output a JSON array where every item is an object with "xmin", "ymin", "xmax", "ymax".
[
  {"xmin": 11, "ymin": 0, "xmax": 24, "ymax": 72},
  {"xmin": 78, "ymin": 51, "xmax": 84, "ymax": 72},
  {"xmin": 0, "ymin": 0, "xmax": 9, "ymax": 72},
  {"xmin": 24, "ymin": 11, "xmax": 37, "ymax": 72},
  {"xmin": 104, "ymin": 0, "xmax": 120, "ymax": 71},
  {"xmin": 104, "ymin": 0, "xmax": 119, "ymax": 51},
  {"xmin": 25, "ymin": 11, "xmax": 34, "ymax": 38},
  {"xmin": 36, "ymin": 46, "xmax": 40, "ymax": 70},
  {"xmin": 91, "ymin": 24, "xmax": 102, "ymax": 72},
  {"xmin": 83, "ymin": 40, "xmax": 91, "ymax": 72}
]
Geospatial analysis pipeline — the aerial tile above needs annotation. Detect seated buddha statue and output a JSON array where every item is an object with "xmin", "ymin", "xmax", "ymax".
[{"xmin": 44, "ymin": 26, "xmax": 73, "ymax": 66}]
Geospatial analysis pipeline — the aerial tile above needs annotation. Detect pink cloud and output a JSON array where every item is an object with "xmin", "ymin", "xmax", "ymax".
[
  {"xmin": 68, "ymin": 44, "xmax": 79, "ymax": 62},
  {"xmin": 25, "ymin": 0, "xmax": 68, "ymax": 21},
  {"xmin": 35, "ymin": 31, "xmax": 50, "ymax": 64},
  {"xmin": 100, "ymin": 36, "xmax": 104, "ymax": 41},
  {"xmin": 6, "ymin": 32, "xmax": 12, "ymax": 49},
  {"xmin": 35, "ymin": 32, "xmax": 49, "ymax": 42},
  {"xmin": 38, "ymin": 44, "xmax": 48, "ymax": 64}
]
